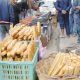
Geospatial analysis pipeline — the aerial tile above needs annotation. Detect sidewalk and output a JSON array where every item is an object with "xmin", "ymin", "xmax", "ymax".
[{"xmin": 44, "ymin": 26, "xmax": 77, "ymax": 58}]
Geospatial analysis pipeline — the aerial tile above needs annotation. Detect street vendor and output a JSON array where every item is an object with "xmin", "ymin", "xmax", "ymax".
[
  {"xmin": 54, "ymin": 0, "xmax": 71, "ymax": 37},
  {"xmin": 11, "ymin": 0, "xmax": 39, "ymax": 24}
]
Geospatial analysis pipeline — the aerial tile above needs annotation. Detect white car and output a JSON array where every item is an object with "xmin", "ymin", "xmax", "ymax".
[{"xmin": 39, "ymin": 0, "xmax": 57, "ymax": 14}]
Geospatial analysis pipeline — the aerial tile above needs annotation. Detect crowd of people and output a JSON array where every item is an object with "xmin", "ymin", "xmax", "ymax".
[
  {"xmin": 0, "ymin": 0, "xmax": 80, "ymax": 43},
  {"xmin": 0, "ymin": 0, "xmax": 38, "ymax": 40},
  {"xmin": 54, "ymin": 0, "xmax": 80, "ymax": 43}
]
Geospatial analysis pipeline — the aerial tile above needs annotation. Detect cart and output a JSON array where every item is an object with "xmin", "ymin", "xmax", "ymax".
[{"xmin": 30, "ymin": 12, "xmax": 53, "ymax": 41}]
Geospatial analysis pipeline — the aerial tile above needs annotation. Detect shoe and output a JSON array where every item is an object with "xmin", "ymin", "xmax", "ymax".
[
  {"xmin": 60, "ymin": 34, "xmax": 65, "ymax": 38},
  {"xmin": 72, "ymin": 33, "xmax": 77, "ymax": 37},
  {"xmin": 67, "ymin": 35, "xmax": 70, "ymax": 38},
  {"xmin": 77, "ymin": 38, "xmax": 80, "ymax": 43},
  {"xmin": 77, "ymin": 40, "xmax": 80, "ymax": 44}
]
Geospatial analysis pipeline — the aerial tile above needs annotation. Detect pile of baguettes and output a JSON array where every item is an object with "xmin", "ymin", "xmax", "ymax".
[
  {"xmin": 0, "ymin": 22, "xmax": 41, "ymax": 61},
  {"xmin": 48, "ymin": 52, "xmax": 80, "ymax": 77},
  {"xmin": 9, "ymin": 22, "xmax": 41, "ymax": 40},
  {"xmin": 20, "ymin": 16, "xmax": 34, "ymax": 25},
  {"xmin": 0, "ymin": 37, "xmax": 36, "ymax": 61}
]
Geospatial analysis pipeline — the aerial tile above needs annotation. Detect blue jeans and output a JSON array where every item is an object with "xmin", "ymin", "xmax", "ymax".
[
  {"xmin": 58, "ymin": 13, "xmax": 70, "ymax": 36},
  {"xmin": 0, "ymin": 24, "xmax": 9, "ymax": 41},
  {"xmin": 74, "ymin": 13, "xmax": 80, "ymax": 42},
  {"xmin": 78, "ymin": 27, "xmax": 80, "ymax": 43},
  {"xmin": 69, "ymin": 12, "xmax": 74, "ymax": 34},
  {"xmin": 77, "ymin": 16, "xmax": 80, "ymax": 43},
  {"xmin": 73, "ymin": 13, "xmax": 79, "ymax": 34}
]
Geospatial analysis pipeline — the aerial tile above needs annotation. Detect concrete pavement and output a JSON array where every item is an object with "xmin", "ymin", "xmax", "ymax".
[{"xmin": 44, "ymin": 25, "xmax": 77, "ymax": 58}]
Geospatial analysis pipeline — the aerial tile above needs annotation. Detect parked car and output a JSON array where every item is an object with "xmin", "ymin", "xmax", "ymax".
[{"xmin": 39, "ymin": 0, "xmax": 57, "ymax": 14}]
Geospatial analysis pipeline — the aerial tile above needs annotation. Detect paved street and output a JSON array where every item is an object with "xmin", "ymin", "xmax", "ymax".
[{"xmin": 44, "ymin": 25, "xmax": 77, "ymax": 58}]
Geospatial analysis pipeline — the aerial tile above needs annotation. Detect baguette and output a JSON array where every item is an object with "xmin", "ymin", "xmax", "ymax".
[
  {"xmin": 51, "ymin": 53, "xmax": 65, "ymax": 76},
  {"xmin": 63, "ymin": 65, "xmax": 69, "ymax": 75},
  {"xmin": 23, "ymin": 49, "xmax": 28, "ymax": 57},
  {"xmin": 27, "ymin": 48, "xmax": 33, "ymax": 61},
  {"xmin": 9, "ymin": 42, "xmax": 22, "ymax": 56},
  {"xmin": 4, "ymin": 39, "xmax": 13, "ymax": 48},
  {"xmin": 26, "ymin": 41, "xmax": 34, "ymax": 61},
  {"xmin": 48, "ymin": 53, "xmax": 62, "ymax": 76},
  {"xmin": 0, "ymin": 55, "xmax": 2, "ymax": 61},
  {"xmin": 18, "ymin": 34, "xmax": 24, "ymax": 39},
  {"xmin": 35, "ymin": 26, "xmax": 39, "ymax": 37},
  {"xmin": 32, "ymin": 27, "xmax": 37, "ymax": 40},
  {"xmin": 7, "ymin": 51, "xmax": 11, "ymax": 57},
  {"xmin": 57, "ymin": 65, "xmax": 66, "ymax": 77},
  {"xmin": 37, "ymin": 22, "xmax": 41, "ymax": 36},
  {"xmin": 23, "ymin": 36, "xmax": 27, "ymax": 40},
  {"xmin": 28, "ymin": 29, "xmax": 32, "ymax": 36},
  {"xmin": 24, "ymin": 28, "xmax": 31, "ymax": 36},
  {"xmin": 11, "ymin": 26, "xmax": 23, "ymax": 36},
  {"xmin": 18, "ymin": 27, "xmax": 28, "ymax": 36},
  {"xmin": 0, "ymin": 41, "xmax": 4, "ymax": 50},
  {"xmin": 1, "ymin": 51, "xmax": 7, "ymax": 56},
  {"xmin": 74, "ymin": 64, "xmax": 80, "ymax": 75},
  {"xmin": 24, "ymin": 28, "xmax": 30, "ymax": 35},
  {"xmin": 16, "ymin": 42, "xmax": 27, "ymax": 54},
  {"xmin": 3, "ymin": 58, "xmax": 7, "ymax": 61},
  {"xmin": 9, "ymin": 26, "xmax": 17, "ymax": 34},
  {"xmin": 13, "ymin": 33, "xmax": 19, "ymax": 39},
  {"xmin": 7, "ymin": 39, "xmax": 17, "ymax": 50},
  {"xmin": 31, "ymin": 40, "xmax": 36, "ymax": 53},
  {"xmin": 28, "ymin": 35, "xmax": 33, "ymax": 40},
  {"xmin": 58, "ymin": 54, "xmax": 74, "ymax": 76}
]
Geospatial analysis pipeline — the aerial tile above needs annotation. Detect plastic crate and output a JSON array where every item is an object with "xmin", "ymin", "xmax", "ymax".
[{"xmin": 0, "ymin": 47, "xmax": 39, "ymax": 80}]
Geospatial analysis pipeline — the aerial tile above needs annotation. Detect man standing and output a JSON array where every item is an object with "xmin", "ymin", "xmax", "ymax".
[
  {"xmin": 73, "ymin": 0, "xmax": 80, "ymax": 43},
  {"xmin": 0, "ymin": 0, "xmax": 14, "ymax": 40},
  {"xmin": 10, "ymin": 0, "xmax": 20, "ymax": 25},
  {"xmin": 54, "ymin": 0, "xmax": 71, "ymax": 37}
]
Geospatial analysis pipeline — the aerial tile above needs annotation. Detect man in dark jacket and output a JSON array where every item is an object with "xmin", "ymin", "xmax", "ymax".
[
  {"xmin": 0, "ymin": 0, "xmax": 14, "ymax": 22},
  {"xmin": 54, "ymin": 0, "xmax": 71, "ymax": 37},
  {"xmin": 0, "ymin": 0, "xmax": 14, "ymax": 40}
]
